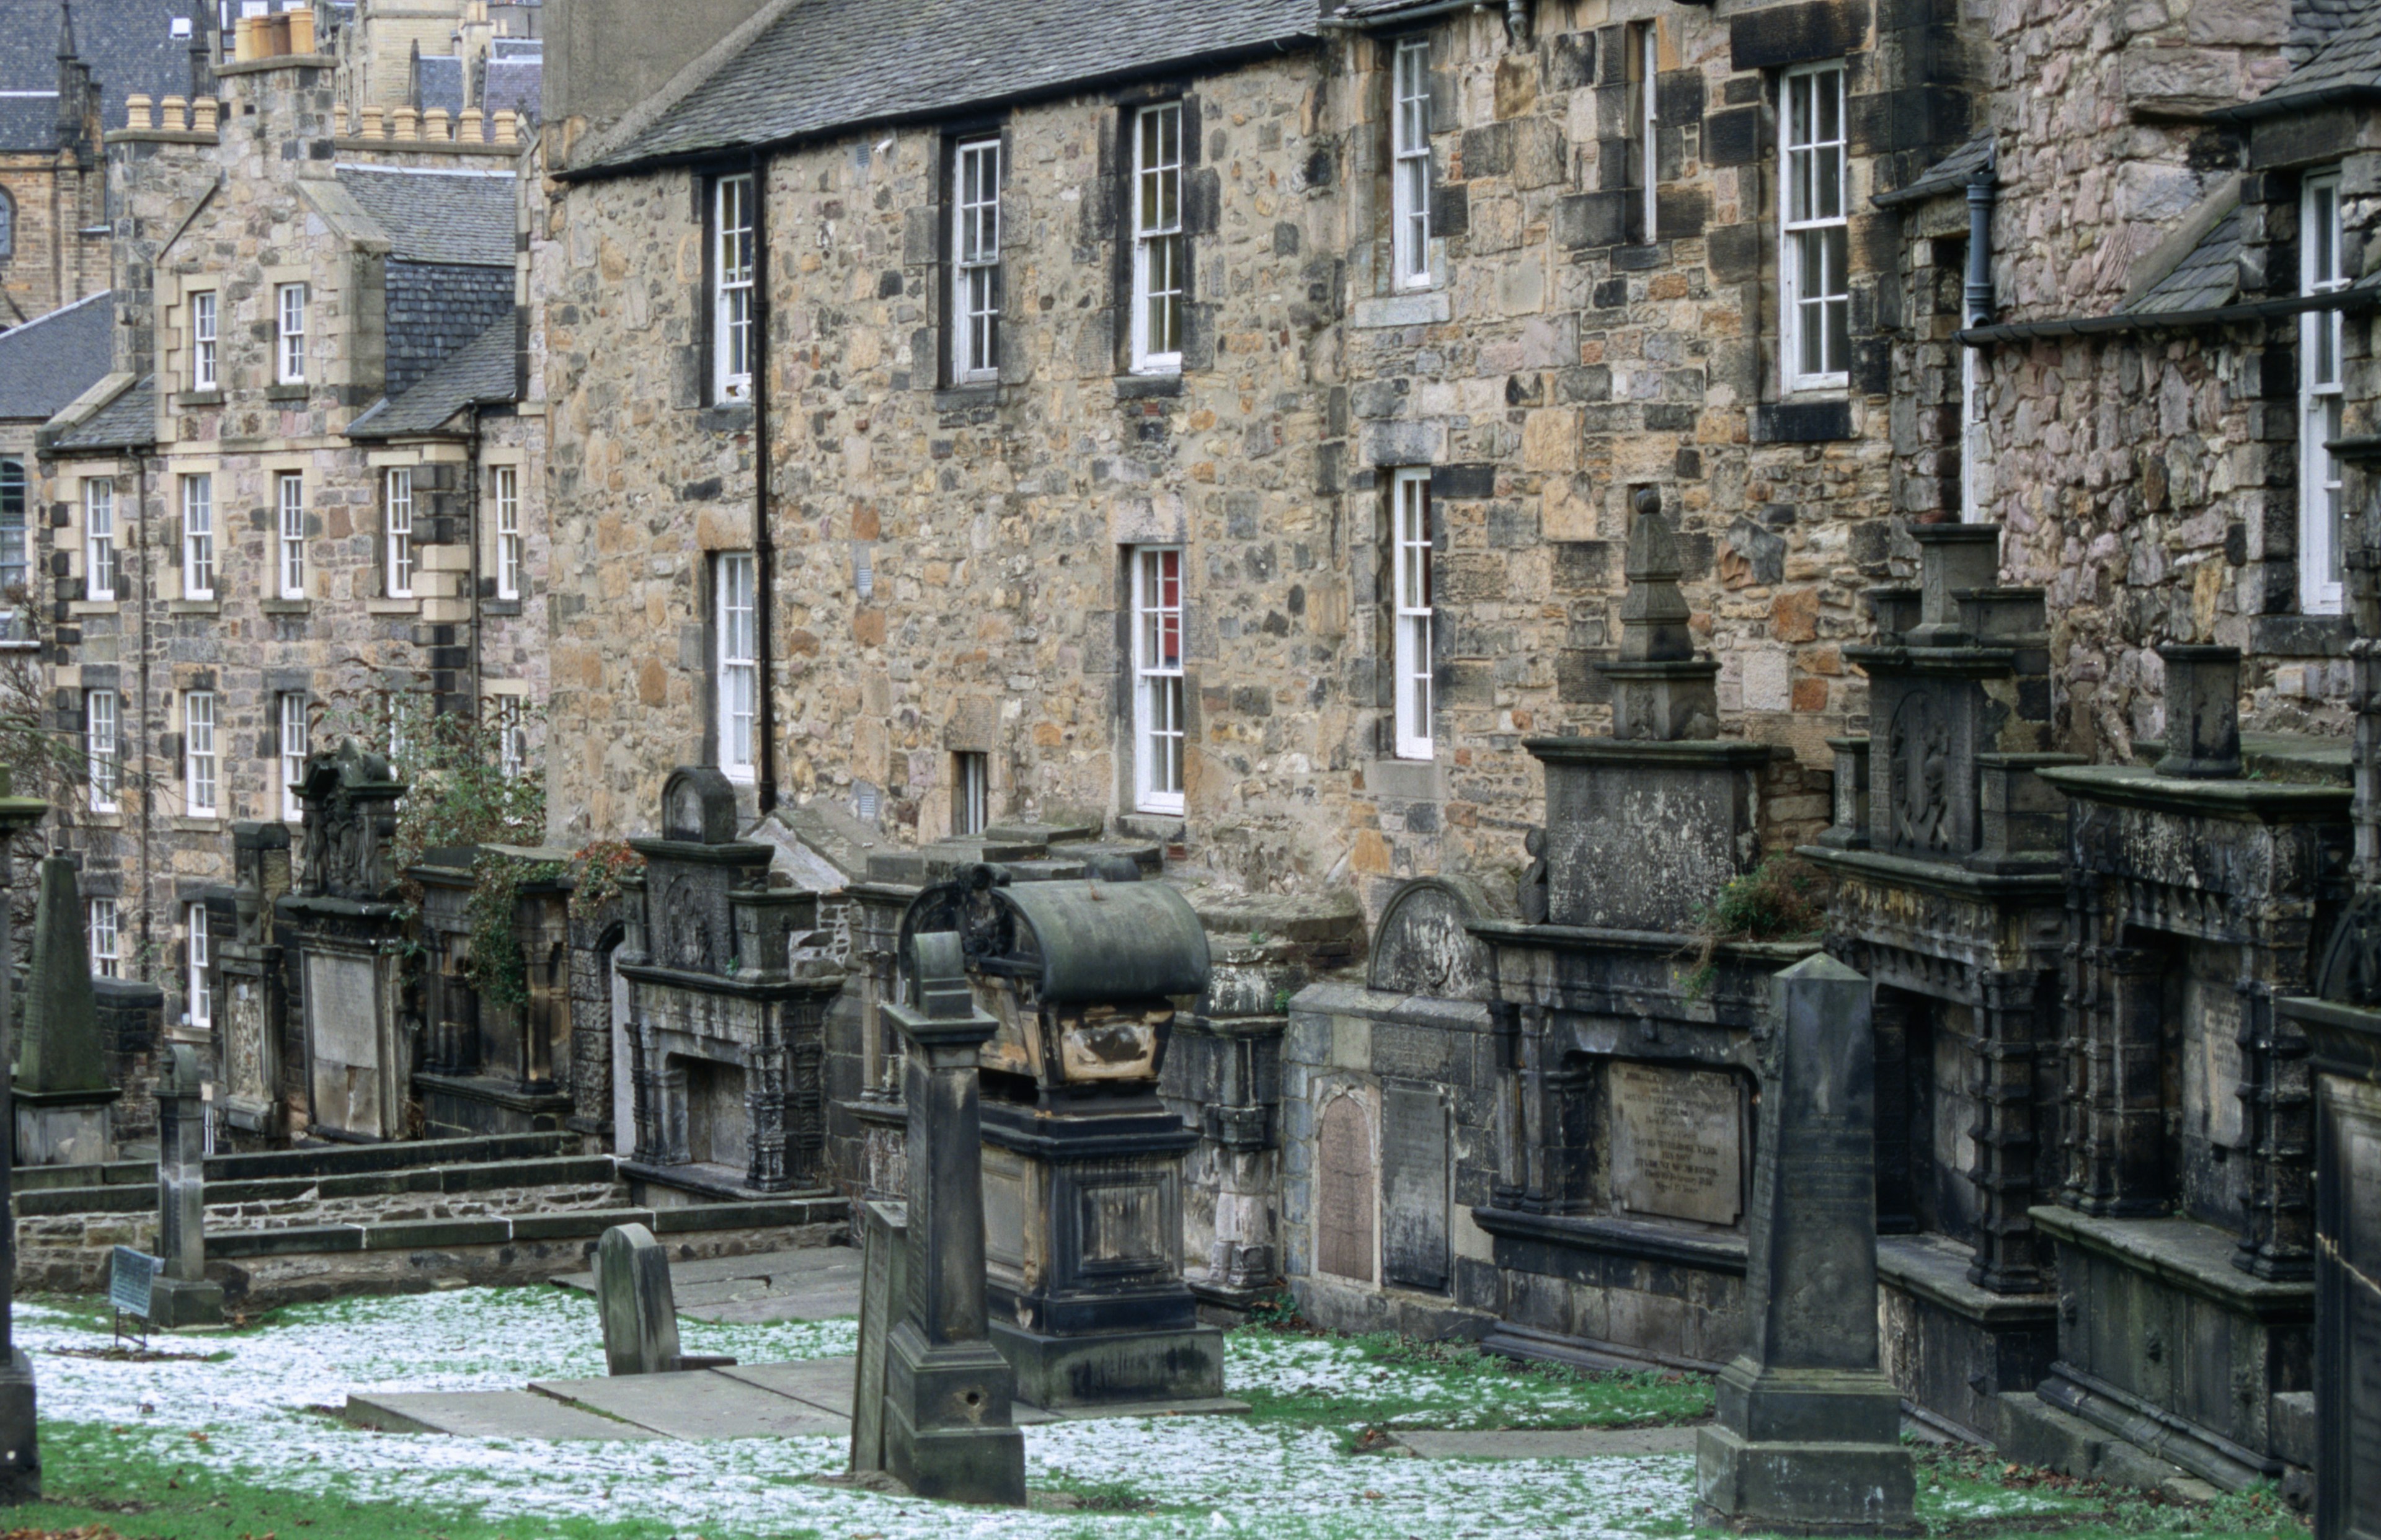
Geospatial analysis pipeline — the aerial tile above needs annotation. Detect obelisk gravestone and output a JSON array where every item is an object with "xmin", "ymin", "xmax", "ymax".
[
  {"xmin": 0, "ymin": 768, "xmax": 49, "ymax": 1500},
  {"xmin": 878, "ymin": 931, "xmax": 1025, "ymax": 1505},
  {"xmin": 1695, "ymin": 953, "xmax": 1915, "ymax": 1535}
]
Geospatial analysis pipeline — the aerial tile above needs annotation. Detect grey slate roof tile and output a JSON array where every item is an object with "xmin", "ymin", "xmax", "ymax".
[
  {"xmin": 1872, "ymin": 129, "xmax": 1992, "ymax": 208},
  {"xmin": 0, "ymin": 0, "xmax": 197, "ymax": 148},
  {"xmin": 334, "ymin": 166, "xmax": 518, "ymax": 266},
  {"xmin": 481, "ymin": 55, "xmax": 539, "ymax": 120},
  {"xmin": 0, "ymin": 290, "xmax": 112, "ymax": 420},
  {"xmin": 348, "ymin": 316, "xmax": 515, "ymax": 437},
  {"xmin": 586, "ymin": 0, "xmax": 1320, "ymax": 172},
  {"xmin": 384, "ymin": 259, "xmax": 513, "ymax": 398},
  {"xmin": 49, "ymin": 373, "xmax": 153, "ymax": 452},
  {"xmin": 2245, "ymin": 0, "xmax": 2381, "ymax": 114},
  {"xmin": 412, "ymin": 49, "xmax": 464, "ymax": 116},
  {"xmin": 2121, "ymin": 205, "xmax": 2244, "ymax": 316}
]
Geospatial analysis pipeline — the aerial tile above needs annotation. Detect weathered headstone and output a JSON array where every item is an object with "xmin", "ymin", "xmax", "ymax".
[
  {"xmin": 14, "ymin": 857, "xmax": 120, "ymax": 1166},
  {"xmin": 147, "ymin": 1045, "xmax": 223, "ymax": 1329},
  {"xmin": 1612, "ymin": 1061, "xmax": 1744, "ymax": 1227},
  {"xmin": 0, "ymin": 766, "xmax": 51, "ymax": 1502},
  {"xmin": 1380, "ymin": 1086, "xmax": 1448, "ymax": 1293},
  {"xmin": 1315, "ymin": 1094, "xmax": 1375, "ymax": 1282},
  {"xmin": 594, "ymin": 1223, "xmax": 734, "ymax": 1376},
  {"xmin": 848, "ymin": 1197, "xmax": 909, "ymax": 1475},
  {"xmin": 879, "ymin": 930, "xmax": 1025, "ymax": 1505},
  {"xmin": 1695, "ymin": 954, "xmax": 1916, "ymax": 1535}
]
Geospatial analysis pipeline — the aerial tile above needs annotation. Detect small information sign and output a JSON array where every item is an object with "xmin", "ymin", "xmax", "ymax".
[{"xmin": 109, "ymin": 1246, "xmax": 160, "ymax": 1322}]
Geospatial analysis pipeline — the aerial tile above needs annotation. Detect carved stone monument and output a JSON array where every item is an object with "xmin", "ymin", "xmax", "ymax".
[
  {"xmin": 1802, "ymin": 522, "xmax": 2071, "ymax": 1440},
  {"xmin": 14, "ymin": 856, "xmax": 120, "ymax": 1166},
  {"xmin": 619, "ymin": 769, "xmax": 843, "ymax": 1200},
  {"xmin": 412, "ymin": 847, "xmax": 576, "ymax": 1138},
  {"xmin": 1695, "ymin": 954, "xmax": 1915, "ymax": 1535},
  {"xmin": 216, "ymin": 825, "xmax": 291, "ymax": 1142},
  {"xmin": 595, "ymin": 1223, "xmax": 732, "ymax": 1376},
  {"xmin": 879, "ymin": 930, "xmax": 1026, "ymax": 1505},
  {"xmin": 848, "ymin": 1197, "xmax": 910, "ymax": 1476},
  {"xmin": 148, "ymin": 1045, "xmax": 223, "ymax": 1329},
  {"xmin": 278, "ymin": 742, "xmax": 410, "ymax": 1142},
  {"xmin": 903, "ymin": 864, "xmax": 1222, "ymax": 1408}
]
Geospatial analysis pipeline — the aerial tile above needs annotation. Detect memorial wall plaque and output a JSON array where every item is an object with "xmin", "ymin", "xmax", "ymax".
[
  {"xmin": 1612, "ymin": 1061, "xmax": 1744, "ymax": 1227},
  {"xmin": 1316, "ymin": 1094, "xmax": 1375, "ymax": 1282},
  {"xmin": 306, "ymin": 951, "xmax": 385, "ymax": 1138},
  {"xmin": 225, "ymin": 983, "xmax": 268, "ymax": 1106},
  {"xmin": 982, "ymin": 1146, "xmax": 1029, "ymax": 1276},
  {"xmin": 1381, "ymin": 1086, "xmax": 1450, "ymax": 1292}
]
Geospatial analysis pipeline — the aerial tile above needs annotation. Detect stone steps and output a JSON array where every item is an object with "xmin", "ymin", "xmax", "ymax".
[{"xmin": 16, "ymin": 1154, "xmax": 623, "ymax": 1216}]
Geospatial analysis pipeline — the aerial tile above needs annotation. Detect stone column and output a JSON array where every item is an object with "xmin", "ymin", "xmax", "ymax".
[
  {"xmin": 1695, "ymin": 954, "xmax": 1915, "ymax": 1536},
  {"xmin": 879, "ymin": 930, "xmax": 1024, "ymax": 1506},
  {"xmin": 0, "ymin": 768, "xmax": 48, "ymax": 1502},
  {"xmin": 1969, "ymin": 968, "xmax": 2045, "ymax": 1293},
  {"xmin": 148, "ymin": 1045, "xmax": 223, "ymax": 1329}
]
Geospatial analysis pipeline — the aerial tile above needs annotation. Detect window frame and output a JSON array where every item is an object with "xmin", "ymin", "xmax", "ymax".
[
  {"xmin": 712, "ymin": 173, "xmax": 755, "ymax": 404},
  {"xmin": 181, "ymin": 472, "xmax": 215, "ymax": 600},
  {"xmin": 86, "ymin": 689, "xmax": 118, "ymax": 813},
  {"xmin": 384, "ymin": 466, "xmax": 414, "ymax": 598},
  {"xmin": 279, "ymin": 692, "xmax": 308, "ymax": 822},
  {"xmin": 84, "ymin": 478, "xmax": 115, "ymax": 601},
  {"xmin": 1130, "ymin": 544, "xmax": 1187, "ymax": 815},
  {"xmin": 191, "ymin": 290, "xmax": 217, "ymax": 390},
  {"xmin": 277, "ymin": 471, "xmax": 306, "ymax": 599},
  {"xmin": 1390, "ymin": 38, "xmax": 1432, "ymax": 290},
  {"xmin": 1390, "ymin": 468, "xmax": 1435, "ymax": 761},
  {"xmin": 186, "ymin": 901, "xmax": 211, "ymax": 1031},
  {"xmin": 275, "ymin": 281, "xmax": 307, "ymax": 385},
  {"xmin": 89, "ymin": 897, "xmax": 119, "ymax": 980},
  {"xmin": 0, "ymin": 458, "xmax": 25, "ymax": 635},
  {"xmin": 1632, "ymin": 22, "xmax": 1659, "ymax": 244},
  {"xmin": 954, "ymin": 750, "xmax": 989, "ymax": 836},
  {"xmin": 951, "ymin": 136, "xmax": 1003, "ymax": 384},
  {"xmin": 1130, "ymin": 102, "xmax": 1186, "ymax": 375},
  {"xmin": 715, "ymin": 551, "xmax": 758, "ymax": 782},
  {"xmin": 2301, "ymin": 169, "xmax": 2348, "ymax": 617},
  {"xmin": 494, "ymin": 464, "xmax": 521, "ymax": 600},
  {"xmin": 1778, "ymin": 61, "xmax": 1850, "ymax": 393},
  {"xmin": 498, "ymin": 697, "xmax": 528, "ymax": 781},
  {"xmin": 185, "ymin": 689, "xmax": 218, "ymax": 818}
]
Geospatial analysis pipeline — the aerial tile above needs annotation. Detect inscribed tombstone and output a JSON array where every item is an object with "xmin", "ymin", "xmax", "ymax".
[
  {"xmin": 596, "ymin": 1223, "xmax": 682, "ymax": 1376},
  {"xmin": 1316, "ymin": 1095, "xmax": 1375, "ymax": 1282},
  {"xmin": 1612, "ymin": 1061, "xmax": 1743, "ymax": 1226},
  {"xmin": 305, "ymin": 951, "xmax": 384, "ymax": 1138},
  {"xmin": 1380, "ymin": 1086, "xmax": 1449, "ymax": 1292}
]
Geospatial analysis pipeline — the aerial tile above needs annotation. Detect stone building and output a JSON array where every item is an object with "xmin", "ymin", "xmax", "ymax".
[
  {"xmin": 0, "ymin": 0, "xmax": 193, "ymax": 332},
  {"xmin": 29, "ymin": 27, "xmax": 546, "ymax": 1074}
]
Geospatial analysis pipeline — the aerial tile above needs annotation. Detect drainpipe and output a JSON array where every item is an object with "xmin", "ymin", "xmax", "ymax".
[
  {"xmin": 749, "ymin": 148, "xmax": 778, "ymax": 815},
  {"xmin": 466, "ymin": 406, "xmax": 482, "ymax": 720},
  {"xmin": 135, "ymin": 447, "xmax": 152, "ymax": 971},
  {"xmin": 1964, "ymin": 156, "xmax": 1996, "ymax": 330}
]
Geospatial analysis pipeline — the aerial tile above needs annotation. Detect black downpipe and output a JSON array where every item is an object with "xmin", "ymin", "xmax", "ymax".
[{"xmin": 749, "ymin": 151, "xmax": 778, "ymax": 813}]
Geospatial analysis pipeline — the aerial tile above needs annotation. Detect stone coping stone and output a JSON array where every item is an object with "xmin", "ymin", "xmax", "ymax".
[
  {"xmin": 208, "ymin": 1203, "xmax": 837, "ymax": 1259},
  {"xmin": 1394, "ymin": 1427, "xmax": 1701, "ymax": 1459},
  {"xmin": 1029, "ymin": 1396, "xmax": 1248, "ymax": 1422},
  {"xmin": 556, "ymin": 1242, "xmax": 864, "ymax": 1324},
  {"xmin": 1876, "ymin": 1233, "xmax": 2058, "ymax": 1325},
  {"xmin": 344, "ymin": 1389, "xmax": 660, "ymax": 1440},
  {"xmin": 214, "ymin": 1131, "xmax": 573, "ymax": 1182},
  {"xmin": 2027, "ymin": 1207, "xmax": 2314, "ymax": 1319},
  {"xmin": 530, "ymin": 1368, "xmax": 851, "ymax": 1440},
  {"xmin": 2033, "ymin": 763, "xmax": 2351, "ymax": 821}
]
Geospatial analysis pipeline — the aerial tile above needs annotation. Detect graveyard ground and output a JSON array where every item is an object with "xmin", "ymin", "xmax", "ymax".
[{"xmin": 0, "ymin": 1287, "xmax": 2307, "ymax": 1540}]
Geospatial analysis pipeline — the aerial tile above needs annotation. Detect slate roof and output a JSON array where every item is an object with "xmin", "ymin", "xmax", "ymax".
[
  {"xmin": 481, "ymin": 54, "xmax": 539, "ymax": 120},
  {"xmin": 384, "ymin": 259, "xmax": 513, "ymax": 398},
  {"xmin": 581, "ymin": 0, "xmax": 1320, "ymax": 175},
  {"xmin": 1873, "ymin": 130, "xmax": 1993, "ymax": 208},
  {"xmin": 0, "ymin": 0, "xmax": 195, "ymax": 149},
  {"xmin": 412, "ymin": 48, "xmax": 464, "ymax": 116},
  {"xmin": 334, "ymin": 166, "xmax": 518, "ymax": 266},
  {"xmin": 348, "ymin": 315, "xmax": 515, "ymax": 437},
  {"xmin": 490, "ymin": 35, "xmax": 540, "ymax": 59},
  {"xmin": 2120, "ymin": 205, "xmax": 2245, "ymax": 316},
  {"xmin": 2236, "ymin": 0, "xmax": 2381, "ymax": 117},
  {"xmin": 0, "ymin": 290, "xmax": 112, "ymax": 421},
  {"xmin": 48, "ymin": 374, "xmax": 153, "ymax": 452}
]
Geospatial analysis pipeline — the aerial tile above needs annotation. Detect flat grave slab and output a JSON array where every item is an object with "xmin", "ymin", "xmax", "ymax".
[
  {"xmin": 1394, "ymin": 1427, "xmax": 1701, "ymax": 1460},
  {"xmin": 530, "ymin": 1367, "xmax": 851, "ymax": 1440},
  {"xmin": 1031, "ymin": 1395, "xmax": 1251, "ymax": 1422},
  {"xmin": 721, "ymin": 1357, "xmax": 1060, "ymax": 1425},
  {"xmin": 344, "ymin": 1389, "xmax": 658, "ymax": 1441}
]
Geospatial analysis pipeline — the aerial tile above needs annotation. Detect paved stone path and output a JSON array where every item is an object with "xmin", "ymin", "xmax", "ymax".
[{"xmin": 550, "ymin": 1244, "xmax": 865, "ymax": 1324}]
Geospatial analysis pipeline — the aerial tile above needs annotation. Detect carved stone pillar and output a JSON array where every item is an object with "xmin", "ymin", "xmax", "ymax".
[{"xmin": 1969, "ymin": 967, "xmax": 2044, "ymax": 1294}]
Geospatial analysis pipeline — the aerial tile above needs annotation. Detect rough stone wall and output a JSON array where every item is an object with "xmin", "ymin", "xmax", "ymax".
[{"xmin": 0, "ymin": 154, "xmax": 109, "ymax": 328}]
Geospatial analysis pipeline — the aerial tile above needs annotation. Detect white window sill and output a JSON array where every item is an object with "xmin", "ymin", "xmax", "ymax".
[
  {"xmin": 366, "ymin": 596, "xmax": 419, "ymax": 615},
  {"xmin": 171, "ymin": 597, "xmax": 219, "ymax": 614},
  {"xmin": 73, "ymin": 599, "xmax": 120, "ymax": 615}
]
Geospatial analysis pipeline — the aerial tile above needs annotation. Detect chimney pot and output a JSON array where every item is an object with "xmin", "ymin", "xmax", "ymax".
[
  {"xmin": 161, "ymin": 94, "xmax": 187, "ymax": 131},
  {"xmin": 192, "ymin": 95, "xmax": 218, "ymax": 134},
  {"xmin": 423, "ymin": 106, "xmax": 451, "ymax": 141},
  {"xmin": 393, "ymin": 105, "xmax": 419, "ymax": 141},
  {"xmin": 459, "ymin": 107, "xmax": 484, "ymax": 143},
  {"xmin": 126, "ymin": 93, "xmax": 153, "ymax": 130}
]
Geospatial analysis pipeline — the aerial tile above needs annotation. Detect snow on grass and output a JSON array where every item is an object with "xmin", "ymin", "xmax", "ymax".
[{"xmin": 16, "ymin": 1288, "xmax": 1700, "ymax": 1540}]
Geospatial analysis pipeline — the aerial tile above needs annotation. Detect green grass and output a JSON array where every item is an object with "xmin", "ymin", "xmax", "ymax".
[
  {"xmin": 1913, "ymin": 1446, "xmax": 2307, "ymax": 1539},
  {"xmin": 5, "ymin": 1420, "xmax": 754, "ymax": 1540}
]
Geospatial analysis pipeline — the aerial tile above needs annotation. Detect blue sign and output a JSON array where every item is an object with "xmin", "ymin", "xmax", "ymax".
[{"xmin": 108, "ymin": 1246, "xmax": 159, "ymax": 1321}]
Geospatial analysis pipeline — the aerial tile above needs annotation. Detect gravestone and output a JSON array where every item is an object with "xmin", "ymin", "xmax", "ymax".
[
  {"xmin": 1315, "ymin": 1094, "xmax": 1375, "ymax": 1282},
  {"xmin": 878, "ymin": 930, "xmax": 1026, "ymax": 1505},
  {"xmin": 1612, "ymin": 1061, "xmax": 1744, "ymax": 1227},
  {"xmin": 1695, "ymin": 954, "xmax": 1916, "ymax": 1535},
  {"xmin": 595, "ymin": 1223, "xmax": 734, "ymax": 1376},
  {"xmin": 0, "ymin": 768, "xmax": 48, "ymax": 1501},
  {"xmin": 848, "ymin": 1198, "xmax": 909, "ymax": 1475},
  {"xmin": 13, "ymin": 857, "xmax": 120, "ymax": 1166},
  {"xmin": 218, "ymin": 824, "xmax": 290, "ymax": 1138},
  {"xmin": 281, "ymin": 742, "xmax": 409, "ymax": 1143},
  {"xmin": 147, "ymin": 1045, "xmax": 223, "ymax": 1329},
  {"xmin": 1380, "ymin": 1086, "xmax": 1448, "ymax": 1293}
]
